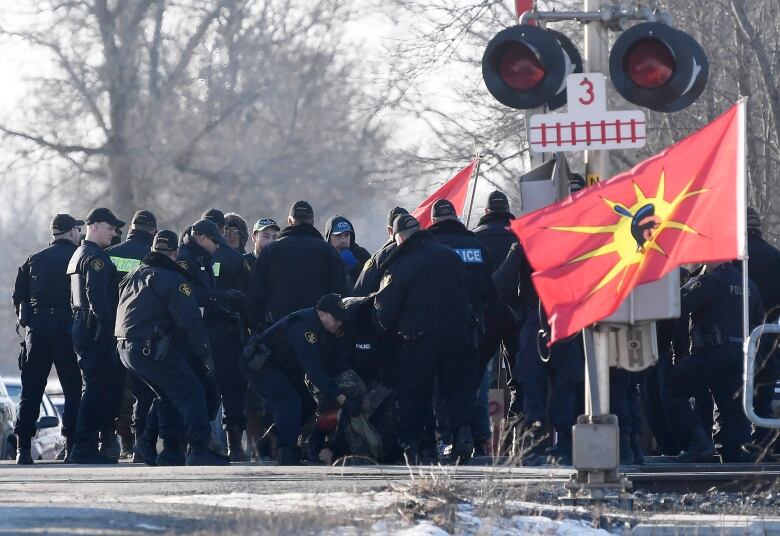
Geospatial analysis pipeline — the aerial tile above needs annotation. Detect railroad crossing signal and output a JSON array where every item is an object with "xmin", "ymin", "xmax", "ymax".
[
  {"xmin": 528, "ymin": 73, "xmax": 647, "ymax": 153},
  {"xmin": 482, "ymin": 22, "xmax": 708, "ymax": 113},
  {"xmin": 610, "ymin": 22, "xmax": 709, "ymax": 112},
  {"xmin": 481, "ymin": 24, "xmax": 582, "ymax": 111}
]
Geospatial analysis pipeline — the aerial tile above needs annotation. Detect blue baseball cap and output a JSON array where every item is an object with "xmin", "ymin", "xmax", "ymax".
[{"xmin": 332, "ymin": 220, "xmax": 353, "ymax": 235}]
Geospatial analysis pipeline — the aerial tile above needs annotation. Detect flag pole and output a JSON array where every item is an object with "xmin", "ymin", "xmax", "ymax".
[
  {"xmin": 465, "ymin": 153, "xmax": 482, "ymax": 229},
  {"xmin": 738, "ymin": 98, "xmax": 749, "ymax": 346}
]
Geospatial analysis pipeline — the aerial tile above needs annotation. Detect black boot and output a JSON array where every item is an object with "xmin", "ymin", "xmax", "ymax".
[
  {"xmin": 675, "ymin": 426, "xmax": 717, "ymax": 463},
  {"xmin": 15, "ymin": 436, "xmax": 33, "ymax": 465},
  {"xmin": 226, "ymin": 426, "xmax": 248, "ymax": 462},
  {"xmin": 156, "ymin": 440, "xmax": 186, "ymax": 466},
  {"xmin": 619, "ymin": 434, "xmax": 635, "ymax": 465},
  {"xmin": 61, "ymin": 436, "xmax": 75, "ymax": 463},
  {"xmin": 119, "ymin": 433, "xmax": 135, "ymax": 459},
  {"xmin": 277, "ymin": 446, "xmax": 301, "ymax": 466},
  {"xmin": 133, "ymin": 436, "xmax": 158, "ymax": 466},
  {"xmin": 186, "ymin": 445, "xmax": 231, "ymax": 466},
  {"xmin": 98, "ymin": 429, "xmax": 120, "ymax": 461},
  {"xmin": 69, "ymin": 442, "xmax": 119, "ymax": 464},
  {"xmin": 441, "ymin": 425, "xmax": 474, "ymax": 465}
]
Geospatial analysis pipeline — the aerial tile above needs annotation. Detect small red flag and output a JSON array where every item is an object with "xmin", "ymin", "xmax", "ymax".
[
  {"xmin": 412, "ymin": 161, "xmax": 477, "ymax": 229},
  {"xmin": 512, "ymin": 101, "xmax": 746, "ymax": 343}
]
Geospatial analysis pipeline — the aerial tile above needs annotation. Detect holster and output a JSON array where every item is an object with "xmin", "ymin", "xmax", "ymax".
[{"xmin": 146, "ymin": 328, "xmax": 172, "ymax": 361}]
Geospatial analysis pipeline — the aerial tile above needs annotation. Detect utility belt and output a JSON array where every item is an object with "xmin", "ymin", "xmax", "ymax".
[
  {"xmin": 691, "ymin": 325, "xmax": 743, "ymax": 350},
  {"xmin": 117, "ymin": 329, "xmax": 171, "ymax": 362},
  {"xmin": 31, "ymin": 306, "xmax": 70, "ymax": 315}
]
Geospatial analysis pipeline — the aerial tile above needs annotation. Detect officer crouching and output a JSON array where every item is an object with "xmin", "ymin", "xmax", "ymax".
[
  {"xmin": 241, "ymin": 293, "xmax": 361, "ymax": 466},
  {"xmin": 115, "ymin": 230, "xmax": 229, "ymax": 466}
]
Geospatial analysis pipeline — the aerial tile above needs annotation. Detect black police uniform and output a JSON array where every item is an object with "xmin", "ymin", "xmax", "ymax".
[
  {"xmin": 115, "ymin": 252, "xmax": 215, "ymax": 460},
  {"xmin": 208, "ymin": 241, "xmax": 250, "ymax": 435},
  {"xmin": 247, "ymin": 223, "xmax": 347, "ymax": 329},
  {"xmin": 106, "ymin": 229, "xmax": 156, "ymax": 443},
  {"xmin": 665, "ymin": 262, "xmax": 763, "ymax": 462},
  {"xmin": 473, "ymin": 211, "xmax": 522, "ymax": 389},
  {"xmin": 373, "ymin": 229, "xmax": 474, "ymax": 454},
  {"xmin": 353, "ymin": 239, "xmax": 396, "ymax": 296},
  {"xmin": 502, "ymin": 242, "xmax": 583, "ymax": 460},
  {"xmin": 67, "ymin": 239, "xmax": 126, "ymax": 456},
  {"xmin": 324, "ymin": 216, "xmax": 371, "ymax": 287},
  {"xmin": 175, "ymin": 234, "xmax": 225, "ymax": 421},
  {"xmin": 12, "ymin": 238, "xmax": 81, "ymax": 451},
  {"xmin": 240, "ymin": 308, "xmax": 345, "ymax": 454}
]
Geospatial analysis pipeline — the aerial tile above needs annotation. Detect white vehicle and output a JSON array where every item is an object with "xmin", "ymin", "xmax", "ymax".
[
  {"xmin": 0, "ymin": 379, "xmax": 15, "ymax": 460},
  {"xmin": 2, "ymin": 376, "xmax": 65, "ymax": 461}
]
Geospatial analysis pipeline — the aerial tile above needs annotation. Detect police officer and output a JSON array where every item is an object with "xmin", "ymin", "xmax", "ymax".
[
  {"xmin": 666, "ymin": 261, "xmax": 763, "ymax": 462},
  {"xmin": 201, "ymin": 209, "xmax": 251, "ymax": 461},
  {"xmin": 503, "ymin": 241, "xmax": 583, "ymax": 466},
  {"xmin": 12, "ymin": 214, "xmax": 84, "ymax": 464},
  {"xmin": 106, "ymin": 209, "xmax": 158, "ymax": 459},
  {"xmin": 427, "ymin": 199, "xmax": 494, "ymax": 452},
  {"xmin": 373, "ymin": 214, "xmax": 475, "ymax": 463},
  {"xmin": 241, "ymin": 294, "xmax": 361, "ymax": 465},
  {"xmin": 67, "ymin": 207, "xmax": 126, "ymax": 464},
  {"xmin": 115, "ymin": 230, "xmax": 228, "ymax": 466},
  {"xmin": 353, "ymin": 207, "xmax": 408, "ymax": 296},
  {"xmin": 247, "ymin": 201, "xmax": 347, "ymax": 330}
]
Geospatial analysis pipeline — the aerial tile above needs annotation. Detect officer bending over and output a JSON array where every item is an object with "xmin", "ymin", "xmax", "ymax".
[{"xmin": 241, "ymin": 293, "xmax": 361, "ymax": 465}]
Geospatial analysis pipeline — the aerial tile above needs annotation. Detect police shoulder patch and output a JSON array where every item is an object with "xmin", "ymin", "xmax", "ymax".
[
  {"xmin": 177, "ymin": 260, "xmax": 189, "ymax": 270},
  {"xmin": 690, "ymin": 280, "xmax": 702, "ymax": 289},
  {"xmin": 380, "ymin": 273, "xmax": 392, "ymax": 289},
  {"xmin": 90, "ymin": 258, "xmax": 104, "ymax": 271},
  {"xmin": 363, "ymin": 258, "xmax": 373, "ymax": 271},
  {"xmin": 304, "ymin": 331, "xmax": 318, "ymax": 344},
  {"xmin": 179, "ymin": 283, "xmax": 192, "ymax": 296}
]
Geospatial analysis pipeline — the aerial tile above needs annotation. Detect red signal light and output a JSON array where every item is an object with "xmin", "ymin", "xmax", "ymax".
[
  {"xmin": 625, "ymin": 38, "xmax": 675, "ymax": 89},
  {"xmin": 499, "ymin": 42, "xmax": 546, "ymax": 91}
]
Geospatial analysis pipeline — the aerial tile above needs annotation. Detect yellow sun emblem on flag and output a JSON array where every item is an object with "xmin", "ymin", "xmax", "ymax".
[{"xmin": 550, "ymin": 171, "xmax": 707, "ymax": 294}]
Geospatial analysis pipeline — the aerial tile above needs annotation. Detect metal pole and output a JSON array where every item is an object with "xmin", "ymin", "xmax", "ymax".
[
  {"xmin": 582, "ymin": 0, "xmax": 611, "ymax": 417},
  {"xmin": 465, "ymin": 155, "xmax": 482, "ymax": 228}
]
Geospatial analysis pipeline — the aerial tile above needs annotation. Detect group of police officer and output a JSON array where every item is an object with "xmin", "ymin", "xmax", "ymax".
[{"xmin": 10, "ymin": 190, "xmax": 780, "ymax": 466}]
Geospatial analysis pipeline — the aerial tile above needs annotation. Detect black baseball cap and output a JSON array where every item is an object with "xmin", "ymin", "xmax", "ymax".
[
  {"xmin": 51, "ymin": 213, "xmax": 84, "ymax": 234},
  {"xmin": 152, "ymin": 230, "xmax": 178, "ymax": 252},
  {"xmin": 191, "ymin": 219, "xmax": 225, "ymax": 246},
  {"xmin": 289, "ymin": 200, "xmax": 314, "ymax": 220},
  {"xmin": 131, "ymin": 209, "xmax": 157, "ymax": 228},
  {"xmin": 393, "ymin": 214, "xmax": 420, "ymax": 236},
  {"xmin": 202, "ymin": 209, "xmax": 225, "ymax": 227},
  {"xmin": 85, "ymin": 207, "xmax": 125, "ymax": 227},
  {"xmin": 747, "ymin": 207, "xmax": 761, "ymax": 230},
  {"xmin": 387, "ymin": 206, "xmax": 409, "ymax": 227},
  {"xmin": 253, "ymin": 218, "xmax": 280, "ymax": 233},
  {"xmin": 316, "ymin": 293, "xmax": 347, "ymax": 323},
  {"xmin": 487, "ymin": 190, "xmax": 510, "ymax": 212},
  {"xmin": 431, "ymin": 199, "xmax": 456, "ymax": 219}
]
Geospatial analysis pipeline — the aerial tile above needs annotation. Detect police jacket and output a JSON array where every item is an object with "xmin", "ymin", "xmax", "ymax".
[
  {"xmin": 115, "ymin": 252, "xmax": 211, "ymax": 360},
  {"xmin": 745, "ymin": 230, "xmax": 780, "ymax": 320},
  {"xmin": 374, "ymin": 230, "xmax": 471, "ymax": 337},
  {"xmin": 324, "ymin": 215, "xmax": 371, "ymax": 286},
  {"xmin": 428, "ymin": 219, "xmax": 495, "ymax": 315},
  {"xmin": 211, "ymin": 244, "xmax": 249, "ymax": 293},
  {"xmin": 473, "ymin": 211, "xmax": 517, "ymax": 267},
  {"xmin": 248, "ymin": 223, "xmax": 347, "ymax": 328},
  {"xmin": 340, "ymin": 295, "xmax": 397, "ymax": 383},
  {"xmin": 260, "ymin": 307, "xmax": 344, "ymax": 400},
  {"xmin": 677, "ymin": 263, "xmax": 763, "ymax": 350},
  {"xmin": 106, "ymin": 229, "xmax": 154, "ymax": 280},
  {"xmin": 66, "ymin": 240, "xmax": 119, "ymax": 331},
  {"xmin": 13, "ymin": 238, "xmax": 77, "ymax": 313},
  {"xmin": 352, "ymin": 239, "xmax": 396, "ymax": 296}
]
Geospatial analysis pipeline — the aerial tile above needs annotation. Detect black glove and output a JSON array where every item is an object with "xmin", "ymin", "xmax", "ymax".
[
  {"xmin": 224, "ymin": 289, "xmax": 246, "ymax": 308},
  {"xmin": 342, "ymin": 396, "xmax": 363, "ymax": 418}
]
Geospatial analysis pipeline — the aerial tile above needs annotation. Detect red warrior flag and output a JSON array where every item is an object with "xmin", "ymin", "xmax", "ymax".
[
  {"xmin": 512, "ymin": 101, "xmax": 746, "ymax": 343},
  {"xmin": 412, "ymin": 160, "xmax": 477, "ymax": 229}
]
